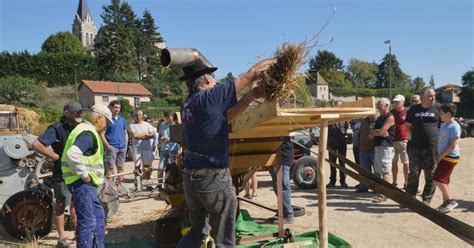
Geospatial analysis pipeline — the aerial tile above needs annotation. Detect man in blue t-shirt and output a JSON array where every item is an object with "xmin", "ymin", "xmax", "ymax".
[
  {"xmin": 177, "ymin": 58, "xmax": 275, "ymax": 247},
  {"xmin": 100, "ymin": 100, "xmax": 128, "ymax": 183}
]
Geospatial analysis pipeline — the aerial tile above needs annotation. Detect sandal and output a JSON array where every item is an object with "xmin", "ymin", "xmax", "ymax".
[
  {"xmin": 57, "ymin": 237, "xmax": 74, "ymax": 248},
  {"xmin": 372, "ymin": 195, "xmax": 387, "ymax": 203}
]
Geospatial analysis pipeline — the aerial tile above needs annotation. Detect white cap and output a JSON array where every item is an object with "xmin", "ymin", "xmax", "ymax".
[
  {"xmin": 392, "ymin": 94, "xmax": 405, "ymax": 102},
  {"xmin": 91, "ymin": 104, "xmax": 113, "ymax": 123}
]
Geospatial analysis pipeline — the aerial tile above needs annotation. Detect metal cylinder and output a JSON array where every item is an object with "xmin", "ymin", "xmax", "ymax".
[
  {"xmin": 160, "ymin": 48, "xmax": 199, "ymax": 68},
  {"xmin": 160, "ymin": 48, "xmax": 214, "ymax": 69}
]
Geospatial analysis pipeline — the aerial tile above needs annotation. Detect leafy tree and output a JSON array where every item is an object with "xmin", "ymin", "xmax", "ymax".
[
  {"xmin": 459, "ymin": 70, "xmax": 474, "ymax": 104},
  {"xmin": 413, "ymin": 76, "xmax": 425, "ymax": 93},
  {"xmin": 429, "ymin": 75, "xmax": 435, "ymax": 87},
  {"xmin": 223, "ymin": 72, "xmax": 235, "ymax": 82},
  {"xmin": 0, "ymin": 76, "xmax": 45, "ymax": 107},
  {"xmin": 136, "ymin": 9, "xmax": 163, "ymax": 83},
  {"xmin": 41, "ymin": 32, "xmax": 85, "ymax": 54},
  {"xmin": 376, "ymin": 53, "xmax": 411, "ymax": 89},
  {"xmin": 96, "ymin": 0, "xmax": 139, "ymax": 79},
  {"xmin": 308, "ymin": 50, "xmax": 344, "ymax": 73},
  {"xmin": 346, "ymin": 59, "xmax": 378, "ymax": 88}
]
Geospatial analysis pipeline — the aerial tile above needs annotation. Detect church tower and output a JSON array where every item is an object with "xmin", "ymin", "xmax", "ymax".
[{"xmin": 72, "ymin": 0, "xmax": 97, "ymax": 51}]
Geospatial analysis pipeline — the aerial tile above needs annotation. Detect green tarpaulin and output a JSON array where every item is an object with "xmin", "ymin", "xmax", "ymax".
[{"xmin": 106, "ymin": 209, "xmax": 351, "ymax": 248}]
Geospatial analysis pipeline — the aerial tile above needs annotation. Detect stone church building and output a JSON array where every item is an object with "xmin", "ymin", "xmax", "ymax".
[{"xmin": 72, "ymin": 0, "xmax": 97, "ymax": 53}]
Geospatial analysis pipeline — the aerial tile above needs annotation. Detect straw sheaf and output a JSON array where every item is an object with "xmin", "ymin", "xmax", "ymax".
[{"xmin": 258, "ymin": 42, "xmax": 310, "ymax": 101}]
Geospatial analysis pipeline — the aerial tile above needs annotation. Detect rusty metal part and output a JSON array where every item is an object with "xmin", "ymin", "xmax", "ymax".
[{"xmin": 1, "ymin": 190, "xmax": 53, "ymax": 240}]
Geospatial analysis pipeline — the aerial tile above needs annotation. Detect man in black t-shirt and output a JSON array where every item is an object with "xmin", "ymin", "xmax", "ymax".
[{"xmin": 405, "ymin": 86, "xmax": 440, "ymax": 205}]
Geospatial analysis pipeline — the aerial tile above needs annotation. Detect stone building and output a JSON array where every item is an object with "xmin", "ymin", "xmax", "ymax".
[{"xmin": 72, "ymin": 0, "xmax": 97, "ymax": 53}]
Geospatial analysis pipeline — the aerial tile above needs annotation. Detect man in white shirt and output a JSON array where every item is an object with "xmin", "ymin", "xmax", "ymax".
[{"xmin": 129, "ymin": 110, "xmax": 155, "ymax": 189}]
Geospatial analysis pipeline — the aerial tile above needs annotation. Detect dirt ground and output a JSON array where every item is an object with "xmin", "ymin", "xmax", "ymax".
[{"xmin": 1, "ymin": 139, "xmax": 473, "ymax": 247}]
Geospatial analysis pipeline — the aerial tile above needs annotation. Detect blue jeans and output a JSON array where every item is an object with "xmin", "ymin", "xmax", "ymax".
[
  {"xmin": 68, "ymin": 180, "xmax": 105, "ymax": 248},
  {"xmin": 269, "ymin": 164, "xmax": 294, "ymax": 218},
  {"xmin": 178, "ymin": 170, "xmax": 237, "ymax": 248},
  {"xmin": 358, "ymin": 149, "xmax": 375, "ymax": 191}
]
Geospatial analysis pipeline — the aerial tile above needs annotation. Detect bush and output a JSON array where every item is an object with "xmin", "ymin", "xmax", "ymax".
[{"xmin": 34, "ymin": 107, "xmax": 63, "ymax": 124}]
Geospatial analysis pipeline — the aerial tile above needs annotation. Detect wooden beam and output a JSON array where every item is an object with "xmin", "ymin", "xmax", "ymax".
[
  {"xmin": 339, "ymin": 96, "xmax": 375, "ymax": 108},
  {"xmin": 317, "ymin": 121, "xmax": 329, "ymax": 248},
  {"xmin": 230, "ymin": 100, "xmax": 279, "ymax": 133}
]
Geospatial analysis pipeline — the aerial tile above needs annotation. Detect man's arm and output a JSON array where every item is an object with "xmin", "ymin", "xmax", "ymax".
[
  {"xmin": 234, "ymin": 59, "xmax": 275, "ymax": 94},
  {"xmin": 32, "ymin": 140, "xmax": 60, "ymax": 161},
  {"xmin": 124, "ymin": 129, "xmax": 128, "ymax": 147},
  {"xmin": 406, "ymin": 122, "xmax": 413, "ymax": 140},
  {"xmin": 436, "ymin": 137, "xmax": 459, "ymax": 164},
  {"xmin": 227, "ymin": 88, "xmax": 261, "ymax": 123},
  {"xmin": 100, "ymin": 130, "xmax": 112, "ymax": 151},
  {"xmin": 372, "ymin": 115, "xmax": 395, "ymax": 137}
]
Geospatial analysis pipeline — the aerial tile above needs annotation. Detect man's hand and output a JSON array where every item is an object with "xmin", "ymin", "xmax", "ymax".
[
  {"xmin": 82, "ymin": 174, "xmax": 91, "ymax": 183},
  {"xmin": 250, "ymin": 86, "xmax": 265, "ymax": 99},
  {"xmin": 51, "ymin": 153, "xmax": 60, "ymax": 162},
  {"xmin": 250, "ymin": 58, "xmax": 277, "ymax": 74}
]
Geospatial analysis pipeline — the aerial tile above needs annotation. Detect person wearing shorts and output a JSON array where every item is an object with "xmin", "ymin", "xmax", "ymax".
[
  {"xmin": 370, "ymin": 98, "xmax": 395, "ymax": 203},
  {"xmin": 33, "ymin": 102, "xmax": 83, "ymax": 247},
  {"xmin": 101, "ymin": 100, "xmax": 128, "ymax": 184},
  {"xmin": 129, "ymin": 110, "xmax": 156, "ymax": 185},
  {"xmin": 391, "ymin": 94, "xmax": 409, "ymax": 189},
  {"xmin": 433, "ymin": 103, "xmax": 461, "ymax": 213}
]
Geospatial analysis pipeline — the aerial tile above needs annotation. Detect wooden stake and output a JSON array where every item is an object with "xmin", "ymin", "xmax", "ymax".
[{"xmin": 317, "ymin": 120, "xmax": 329, "ymax": 248}]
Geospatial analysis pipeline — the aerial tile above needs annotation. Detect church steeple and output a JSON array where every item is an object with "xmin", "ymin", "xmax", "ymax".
[
  {"xmin": 72, "ymin": 0, "xmax": 97, "ymax": 51},
  {"xmin": 76, "ymin": 0, "xmax": 92, "ymax": 22}
]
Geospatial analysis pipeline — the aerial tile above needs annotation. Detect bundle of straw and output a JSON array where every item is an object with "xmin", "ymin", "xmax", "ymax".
[{"xmin": 258, "ymin": 42, "xmax": 309, "ymax": 101}]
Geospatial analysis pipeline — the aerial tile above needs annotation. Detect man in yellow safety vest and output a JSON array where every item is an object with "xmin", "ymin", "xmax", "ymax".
[{"xmin": 61, "ymin": 104, "xmax": 112, "ymax": 248}]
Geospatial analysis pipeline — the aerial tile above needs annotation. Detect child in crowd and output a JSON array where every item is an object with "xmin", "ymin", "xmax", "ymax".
[{"xmin": 433, "ymin": 103, "xmax": 461, "ymax": 213}]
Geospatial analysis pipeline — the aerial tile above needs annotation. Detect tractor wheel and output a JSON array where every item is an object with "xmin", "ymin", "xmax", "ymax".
[
  {"xmin": 1, "ymin": 190, "xmax": 53, "ymax": 240},
  {"xmin": 292, "ymin": 156, "xmax": 318, "ymax": 190}
]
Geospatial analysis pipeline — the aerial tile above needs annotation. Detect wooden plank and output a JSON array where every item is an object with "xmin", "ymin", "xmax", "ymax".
[
  {"xmin": 229, "ymin": 153, "xmax": 277, "ymax": 174},
  {"xmin": 339, "ymin": 96, "xmax": 375, "ymax": 108},
  {"xmin": 230, "ymin": 100, "xmax": 279, "ymax": 133},
  {"xmin": 317, "ymin": 121, "xmax": 329, "ymax": 248},
  {"xmin": 328, "ymin": 148, "xmax": 474, "ymax": 246}
]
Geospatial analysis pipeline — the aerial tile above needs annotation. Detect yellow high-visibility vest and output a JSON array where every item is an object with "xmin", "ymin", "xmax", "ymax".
[{"xmin": 61, "ymin": 123, "xmax": 105, "ymax": 187}]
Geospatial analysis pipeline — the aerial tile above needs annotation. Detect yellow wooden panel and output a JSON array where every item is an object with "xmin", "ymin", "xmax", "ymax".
[{"xmin": 229, "ymin": 153, "xmax": 277, "ymax": 174}]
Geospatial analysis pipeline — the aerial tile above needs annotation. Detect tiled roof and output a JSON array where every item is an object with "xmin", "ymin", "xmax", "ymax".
[
  {"xmin": 437, "ymin": 83, "xmax": 462, "ymax": 92},
  {"xmin": 80, "ymin": 80, "xmax": 152, "ymax": 96}
]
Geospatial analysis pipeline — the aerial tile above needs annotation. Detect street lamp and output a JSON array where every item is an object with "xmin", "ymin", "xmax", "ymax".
[{"xmin": 384, "ymin": 40, "xmax": 392, "ymax": 100}]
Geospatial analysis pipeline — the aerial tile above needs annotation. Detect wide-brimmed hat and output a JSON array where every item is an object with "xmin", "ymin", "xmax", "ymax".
[
  {"xmin": 91, "ymin": 104, "xmax": 113, "ymax": 124},
  {"xmin": 392, "ymin": 94, "xmax": 405, "ymax": 102},
  {"xmin": 179, "ymin": 60, "xmax": 217, "ymax": 81}
]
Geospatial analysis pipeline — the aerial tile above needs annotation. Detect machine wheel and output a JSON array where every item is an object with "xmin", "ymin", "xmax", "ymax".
[
  {"xmin": 469, "ymin": 127, "xmax": 474, "ymax": 137},
  {"xmin": 460, "ymin": 128, "xmax": 467, "ymax": 138},
  {"xmin": 292, "ymin": 156, "xmax": 318, "ymax": 190},
  {"xmin": 1, "ymin": 190, "xmax": 53, "ymax": 240}
]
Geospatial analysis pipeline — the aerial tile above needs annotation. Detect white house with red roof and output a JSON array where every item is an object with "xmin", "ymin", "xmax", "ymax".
[
  {"xmin": 79, "ymin": 80, "xmax": 153, "ymax": 107},
  {"xmin": 436, "ymin": 83, "xmax": 462, "ymax": 103}
]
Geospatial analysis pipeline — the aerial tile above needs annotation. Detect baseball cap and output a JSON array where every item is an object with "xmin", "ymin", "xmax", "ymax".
[
  {"xmin": 392, "ymin": 94, "xmax": 405, "ymax": 102},
  {"xmin": 91, "ymin": 104, "xmax": 113, "ymax": 123},
  {"xmin": 64, "ymin": 102, "xmax": 83, "ymax": 113}
]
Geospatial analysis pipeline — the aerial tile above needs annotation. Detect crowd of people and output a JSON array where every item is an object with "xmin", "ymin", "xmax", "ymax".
[
  {"xmin": 30, "ymin": 56, "xmax": 462, "ymax": 248},
  {"xmin": 341, "ymin": 86, "xmax": 462, "ymax": 213}
]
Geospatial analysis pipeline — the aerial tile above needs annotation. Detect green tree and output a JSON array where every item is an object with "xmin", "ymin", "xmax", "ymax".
[
  {"xmin": 346, "ymin": 59, "xmax": 378, "ymax": 88},
  {"xmin": 413, "ymin": 76, "xmax": 425, "ymax": 93},
  {"xmin": 136, "ymin": 9, "xmax": 163, "ymax": 83},
  {"xmin": 459, "ymin": 70, "xmax": 474, "ymax": 104},
  {"xmin": 429, "ymin": 74, "xmax": 435, "ymax": 87},
  {"xmin": 96, "ymin": 0, "xmax": 139, "ymax": 79},
  {"xmin": 220, "ymin": 72, "xmax": 235, "ymax": 82},
  {"xmin": 376, "ymin": 53, "xmax": 411, "ymax": 89},
  {"xmin": 0, "ymin": 76, "xmax": 45, "ymax": 107},
  {"xmin": 41, "ymin": 32, "xmax": 85, "ymax": 54},
  {"xmin": 307, "ymin": 50, "xmax": 347, "ymax": 87}
]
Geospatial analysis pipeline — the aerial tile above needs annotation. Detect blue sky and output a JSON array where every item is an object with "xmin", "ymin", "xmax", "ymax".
[{"xmin": 1, "ymin": 0, "xmax": 472, "ymax": 87}]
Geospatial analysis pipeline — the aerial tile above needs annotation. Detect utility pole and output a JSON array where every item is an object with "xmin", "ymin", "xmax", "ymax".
[{"xmin": 385, "ymin": 40, "xmax": 392, "ymax": 100}]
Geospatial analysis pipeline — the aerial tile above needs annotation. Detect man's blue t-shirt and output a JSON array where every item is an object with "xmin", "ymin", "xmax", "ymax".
[
  {"xmin": 181, "ymin": 80, "xmax": 237, "ymax": 169},
  {"xmin": 38, "ymin": 118, "xmax": 75, "ymax": 174},
  {"xmin": 159, "ymin": 122, "xmax": 178, "ymax": 152},
  {"xmin": 437, "ymin": 121, "xmax": 461, "ymax": 158},
  {"xmin": 104, "ymin": 115, "xmax": 127, "ymax": 149}
]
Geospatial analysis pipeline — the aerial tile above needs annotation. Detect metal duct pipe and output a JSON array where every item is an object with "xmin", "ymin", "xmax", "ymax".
[{"xmin": 160, "ymin": 48, "xmax": 214, "ymax": 69}]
